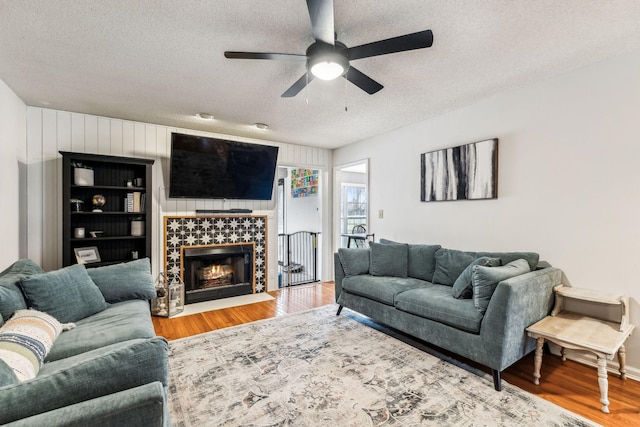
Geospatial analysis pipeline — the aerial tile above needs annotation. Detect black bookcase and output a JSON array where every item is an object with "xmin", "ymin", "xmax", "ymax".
[{"xmin": 60, "ymin": 151, "xmax": 155, "ymax": 267}]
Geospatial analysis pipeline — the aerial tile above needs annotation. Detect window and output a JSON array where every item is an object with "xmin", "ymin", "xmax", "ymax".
[{"xmin": 340, "ymin": 183, "xmax": 367, "ymax": 246}]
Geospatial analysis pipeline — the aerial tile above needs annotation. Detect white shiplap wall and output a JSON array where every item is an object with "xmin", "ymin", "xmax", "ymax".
[{"xmin": 26, "ymin": 107, "xmax": 332, "ymax": 289}]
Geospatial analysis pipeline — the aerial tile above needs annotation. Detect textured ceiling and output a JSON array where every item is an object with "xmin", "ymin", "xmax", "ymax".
[{"xmin": 1, "ymin": 1, "xmax": 640, "ymax": 149}]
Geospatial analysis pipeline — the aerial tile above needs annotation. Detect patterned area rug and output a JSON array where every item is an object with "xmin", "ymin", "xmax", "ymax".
[{"xmin": 168, "ymin": 305, "xmax": 600, "ymax": 427}]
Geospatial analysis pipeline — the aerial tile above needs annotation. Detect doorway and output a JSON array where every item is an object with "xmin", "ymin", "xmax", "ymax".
[
  {"xmin": 277, "ymin": 166, "xmax": 322, "ymax": 287},
  {"xmin": 334, "ymin": 160, "xmax": 369, "ymax": 250}
]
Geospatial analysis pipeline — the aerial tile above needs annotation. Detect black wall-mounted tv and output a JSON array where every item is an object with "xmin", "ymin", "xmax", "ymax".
[{"xmin": 169, "ymin": 133, "xmax": 279, "ymax": 200}]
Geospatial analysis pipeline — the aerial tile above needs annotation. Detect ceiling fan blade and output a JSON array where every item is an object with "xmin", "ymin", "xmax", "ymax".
[
  {"xmin": 282, "ymin": 73, "xmax": 315, "ymax": 97},
  {"xmin": 345, "ymin": 67, "xmax": 383, "ymax": 95},
  {"xmin": 348, "ymin": 30, "xmax": 433, "ymax": 60},
  {"xmin": 224, "ymin": 51, "xmax": 306, "ymax": 61},
  {"xmin": 306, "ymin": 0, "xmax": 335, "ymax": 44}
]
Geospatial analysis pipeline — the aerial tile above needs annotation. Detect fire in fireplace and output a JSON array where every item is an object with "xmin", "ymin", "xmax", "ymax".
[
  {"xmin": 183, "ymin": 244, "xmax": 254, "ymax": 304},
  {"xmin": 198, "ymin": 263, "xmax": 234, "ymax": 288}
]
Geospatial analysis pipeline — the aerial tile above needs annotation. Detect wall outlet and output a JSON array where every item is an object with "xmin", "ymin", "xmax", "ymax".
[{"xmin": 378, "ymin": 210, "xmax": 384, "ymax": 218}]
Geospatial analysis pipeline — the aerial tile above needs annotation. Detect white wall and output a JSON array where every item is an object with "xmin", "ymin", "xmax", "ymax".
[
  {"xmin": 23, "ymin": 110, "xmax": 333, "ymax": 288},
  {"xmin": 0, "ymin": 80, "xmax": 26, "ymax": 268},
  {"xmin": 333, "ymin": 49, "xmax": 640, "ymax": 378}
]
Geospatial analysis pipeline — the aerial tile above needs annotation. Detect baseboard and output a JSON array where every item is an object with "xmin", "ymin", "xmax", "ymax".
[{"xmin": 548, "ymin": 343, "xmax": 640, "ymax": 382}]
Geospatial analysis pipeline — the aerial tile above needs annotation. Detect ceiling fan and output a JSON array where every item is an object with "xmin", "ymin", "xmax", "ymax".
[{"xmin": 224, "ymin": 0, "xmax": 433, "ymax": 98}]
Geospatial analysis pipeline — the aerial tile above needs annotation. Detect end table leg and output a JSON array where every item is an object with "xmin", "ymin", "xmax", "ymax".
[
  {"xmin": 533, "ymin": 337, "xmax": 544, "ymax": 385},
  {"xmin": 618, "ymin": 345, "xmax": 627, "ymax": 380},
  {"xmin": 597, "ymin": 356, "xmax": 610, "ymax": 414},
  {"xmin": 561, "ymin": 347, "xmax": 567, "ymax": 362}
]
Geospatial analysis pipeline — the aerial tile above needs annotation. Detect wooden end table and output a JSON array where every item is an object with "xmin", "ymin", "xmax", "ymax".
[{"xmin": 526, "ymin": 285, "xmax": 634, "ymax": 414}]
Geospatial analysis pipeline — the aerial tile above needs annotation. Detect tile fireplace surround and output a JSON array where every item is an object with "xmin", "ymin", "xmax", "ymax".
[{"xmin": 163, "ymin": 215, "xmax": 268, "ymax": 295}]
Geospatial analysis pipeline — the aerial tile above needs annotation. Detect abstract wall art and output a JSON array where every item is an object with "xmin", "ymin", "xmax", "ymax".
[{"xmin": 420, "ymin": 138, "xmax": 498, "ymax": 202}]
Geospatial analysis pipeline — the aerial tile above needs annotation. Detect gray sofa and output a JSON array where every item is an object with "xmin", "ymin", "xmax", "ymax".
[
  {"xmin": 0, "ymin": 258, "xmax": 170, "ymax": 426},
  {"xmin": 334, "ymin": 241, "xmax": 561, "ymax": 390}
]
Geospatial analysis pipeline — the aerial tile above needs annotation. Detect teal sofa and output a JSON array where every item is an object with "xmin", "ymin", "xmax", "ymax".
[
  {"xmin": 0, "ymin": 258, "xmax": 170, "ymax": 426},
  {"xmin": 334, "ymin": 241, "xmax": 561, "ymax": 391}
]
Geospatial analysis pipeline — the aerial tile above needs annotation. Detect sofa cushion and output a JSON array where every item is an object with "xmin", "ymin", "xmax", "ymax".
[
  {"xmin": 452, "ymin": 257, "xmax": 501, "ymax": 299},
  {"xmin": 407, "ymin": 244, "xmax": 441, "ymax": 281},
  {"xmin": 86, "ymin": 258, "xmax": 156, "ymax": 303},
  {"xmin": 394, "ymin": 285, "xmax": 484, "ymax": 333},
  {"xmin": 19, "ymin": 264, "xmax": 107, "ymax": 323},
  {"xmin": 342, "ymin": 275, "xmax": 427, "ymax": 306},
  {"xmin": 472, "ymin": 259, "xmax": 531, "ymax": 314},
  {"xmin": 432, "ymin": 248, "xmax": 477, "ymax": 286},
  {"xmin": 337, "ymin": 248, "xmax": 370, "ymax": 277},
  {"xmin": 476, "ymin": 251, "xmax": 539, "ymax": 271},
  {"xmin": 0, "ymin": 337, "xmax": 168, "ymax": 425},
  {"xmin": 0, "ymin": 259, "xmax": 44, "ymax": 325},
  {"xmin": 369, "ymin": 242, "xmax": 409, "ymax": 278},
  {"xmin": 0, "ymin": 358, "xmax": 18, "ymax": 387},
  {"xmin": 46, "ymin": 300, "xmax": 156, "ymax": 362},
  {"xmin": 0, "ymin": 309, "xmax": 66, "ymax": 382}
]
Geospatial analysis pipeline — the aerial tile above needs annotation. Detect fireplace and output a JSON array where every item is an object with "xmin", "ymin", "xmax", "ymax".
[{"xmin": 182, "ymin": 244, "xmax": 254, "ymax": 304}]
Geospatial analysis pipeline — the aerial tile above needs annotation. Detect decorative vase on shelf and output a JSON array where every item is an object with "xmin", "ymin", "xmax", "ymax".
[
  {"xmin": 131, "ymin": 220, "xmax": 145, "ymax": 236},
  {"xmin": 73, "ymin": 165, "xmax": 94, "ymax": 186}
]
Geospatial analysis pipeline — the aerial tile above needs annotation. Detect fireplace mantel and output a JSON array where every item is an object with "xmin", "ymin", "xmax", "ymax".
[{"xmin": 163, "ymin": 215, "xmax": 268, "ymax": 294}]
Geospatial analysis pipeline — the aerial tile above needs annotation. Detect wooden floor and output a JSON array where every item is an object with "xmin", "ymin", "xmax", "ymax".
[{"xmin": 152, "ymin": 282, "xmax": 640, "ymax": 426}]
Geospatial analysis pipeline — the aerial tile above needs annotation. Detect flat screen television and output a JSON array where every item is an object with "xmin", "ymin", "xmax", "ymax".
[{"xmin": 169, "ymin": 133, "xmax": 279, "ymax": 200}]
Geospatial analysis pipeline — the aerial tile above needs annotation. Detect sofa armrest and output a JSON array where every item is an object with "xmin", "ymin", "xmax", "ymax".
[
  {"xmin": 334, "ymin": 253, "xmax": 346, "ymax": 302},
  {"xmin": 3, "ymin": 381, "xmax": 170, "ymax": 427},
  {"xmin": 0, "ymin": 337, "xmax": 169, "ymax": 424},
  {"xmin": 481, "ymin": 267, "xmax": 561, "ymax": 368}
]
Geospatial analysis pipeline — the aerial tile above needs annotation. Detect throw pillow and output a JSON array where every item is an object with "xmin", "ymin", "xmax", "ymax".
[
  {"xmin": 476, "ymin": 251, "xmax": 540, "ymax": 271},
  {"xmin": 407, "ymin": 244, "xmax": 442, "ymax": 282},
  {"xmin": 0, "ymin": 259, "xmax": 45, "ymax": 325},
  {"xmin": 87, "ymin": 258, "xmax": 156, "ymax": 303},
  {"xmin": 432, "ymin": 248, "xmax": 477, "ymax": 286},
  {"xmin": 378, "ymin": 238, "xmax": 398, "ymax": 244},
  {"xmin": 0, "ymin": 309, "xmax": 69, "ymax": 382},
  {"xmin": 451, "ymin": 257, "xmax": 501, "ymax": 299},
  {"xmin": 337, "ymin": 248, "xmax": 370, "ymax": 277},
  {"xmin": 19, "ymin": 264, "xmax": 108, "ymax": 323},
  {"xmin": 472, "ymin": 259, "xmax": 531, "ymax": 314},
  {"xmin": 369, "ymin": 242, "xmax": 409, "ymax": 278}
]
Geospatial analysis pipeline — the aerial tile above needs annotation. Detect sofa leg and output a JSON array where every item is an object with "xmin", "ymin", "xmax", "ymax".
[
  {"xmin": 493, "ymin": 370, "xmax": 502, "ymax": 391},
  {"xmin": 336, "ymin": 305, "xmax": 343, "ymax": 316}
]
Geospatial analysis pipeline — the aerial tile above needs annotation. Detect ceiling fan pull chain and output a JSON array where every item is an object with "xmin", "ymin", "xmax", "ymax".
[{"xmin": 344, "ymin": 76, "xmax": 348, "ymax": 112}]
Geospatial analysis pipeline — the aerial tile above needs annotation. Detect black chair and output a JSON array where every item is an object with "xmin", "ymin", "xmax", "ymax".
[{"xmin": 352, "ymin": 225, "xmax": 367, "ymax": 248}]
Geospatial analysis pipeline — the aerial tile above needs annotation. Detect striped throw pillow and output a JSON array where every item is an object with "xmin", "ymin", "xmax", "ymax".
[{"xmin": 0, "ymin": 309, "xmax": 72, "ymax": 382}]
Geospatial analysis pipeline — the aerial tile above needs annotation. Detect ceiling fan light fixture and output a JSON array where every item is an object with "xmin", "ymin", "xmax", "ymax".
[
  {"xmin": 308, "ymin": 52, "xmax": 349, "ymax": 81},
  {"xmin": 310, "ymin": 60, "xmax": 344, "ymax": 80}
]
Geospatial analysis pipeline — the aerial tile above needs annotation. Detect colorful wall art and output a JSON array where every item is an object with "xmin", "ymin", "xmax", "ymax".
[
  {"xmin": 291, "ymin": 169, "xmax": 319, "ymax": 198},
  {"xmin": 421, "ymin": 138, "xmax": 498, "ymax": 202}
]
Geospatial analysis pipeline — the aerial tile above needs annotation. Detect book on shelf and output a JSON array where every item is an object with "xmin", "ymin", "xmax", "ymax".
[
  {"xmin": 133, "ymin": 192, "xmax": 141, "ymax": 213},
  {"xmin": 123, "ymin": 192, "xmax": 143, "ymax": 213}
]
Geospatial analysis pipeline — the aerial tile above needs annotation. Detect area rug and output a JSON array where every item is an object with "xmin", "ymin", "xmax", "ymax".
[
  {"xmin": 171, "ymin": 293, "xmax": 275, "ymax": 318},
  {"xmin": 167, "ymin": 304, "xmax": 600, "ymax": 427}
]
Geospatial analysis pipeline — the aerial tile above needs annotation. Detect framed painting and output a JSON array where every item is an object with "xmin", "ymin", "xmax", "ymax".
[{"xmin": 421, "ymin": 138, "xmax": 498, "ymax": 202}]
